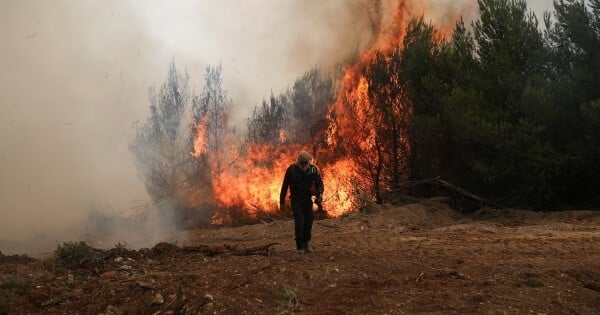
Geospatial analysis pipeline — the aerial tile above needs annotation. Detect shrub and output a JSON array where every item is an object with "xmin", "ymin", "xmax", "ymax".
[{"xmin": 55, "ymin": 241, "xmax": 100, "ymax": 268}]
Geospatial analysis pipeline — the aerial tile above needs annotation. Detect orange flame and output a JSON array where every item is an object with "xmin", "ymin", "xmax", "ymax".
[{"xmin": 190, "ymin": 116, "xmax": 207, "ymax": 159}]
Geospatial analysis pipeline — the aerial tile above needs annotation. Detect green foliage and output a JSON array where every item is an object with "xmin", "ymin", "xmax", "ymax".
[
  {"xmin": 575, "ymin": 98, "xmax": 600, "ymax": 204},
  {"xmin": 393, "ymin": 0, "xmax": 600, "ymax": 209},
  {"xmin": 55, "ymin": 241, "xmax": 99, "ymax": 268},
  {"xmin": 399, "ymin": 18, "xmax": 446, "ymax": 184},
  {"xmin": 543, "ymin": 0, "xmax": 600, "ymax": 207},
  {"xmin": 457, "ymin": 0, "xmax": 562, "ymax": 206}
]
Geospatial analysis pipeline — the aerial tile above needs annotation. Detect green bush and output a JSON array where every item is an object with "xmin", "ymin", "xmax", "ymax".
[{"xmin": 55, "ymin": 241, "xmax": 99, "ymax": 268}]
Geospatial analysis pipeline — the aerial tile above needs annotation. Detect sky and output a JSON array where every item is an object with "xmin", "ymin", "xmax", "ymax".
[{"xmin": 0, "ymin": 0, "xmax": 555, "ymax": 245}]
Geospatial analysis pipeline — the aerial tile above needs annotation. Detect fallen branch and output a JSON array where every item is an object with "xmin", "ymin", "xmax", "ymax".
[
  {"xmin": 398, "ymin": 176, "xmax": 504, "ymax": 208},
  {"xmin": 225, "ymin": 242, "xmax": 280, "ymax": 256},
  {"xmin": 436, "ymin": 178, "xmax": 483, "ymax": 204},
  {"xmin": 181, "ymin": 244, "xmax": 226, "ymax": 256},
  {"xmin": 182, "ymin": 242, "xmax": 280, "ymax": 256}
]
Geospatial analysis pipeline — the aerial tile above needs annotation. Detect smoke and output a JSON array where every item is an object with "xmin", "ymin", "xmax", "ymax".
[
  {"xmin": 0, "ymin": 0, "xmax": 376, "ymax": 254},
  {"xmin": 0, "ymin": 0, "xmax": 554, "ymax": 254}
]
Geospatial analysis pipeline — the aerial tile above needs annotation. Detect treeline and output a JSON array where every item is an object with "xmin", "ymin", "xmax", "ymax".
[
  {"xmin": 246, "ymin": 66, "xmax": 337, "ymax": 148},
  {"xmin": 133, "ymin": 0, "xmax": 599, "ymax": 218},
  {"xmin": 400, "ymin": 0, "xmax": 600, "ymax": 209},
  {"xmin": 249, "ymin": 0, "xmax": 600, "ymax": 210}
]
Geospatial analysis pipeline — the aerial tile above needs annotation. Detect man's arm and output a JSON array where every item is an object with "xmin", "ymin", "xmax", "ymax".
[
  {"xmin": 313, "ymin": 166, "xmax": 324, "ymax": 203},
  {"xmin": 279, "ymin": 166, "xmax": 292, "ymax": 206}
]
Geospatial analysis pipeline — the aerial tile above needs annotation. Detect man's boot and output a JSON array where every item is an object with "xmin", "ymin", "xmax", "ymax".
[
  {"xmin": 304, "ymin": 241, "xmax": 313, "ymax": 253},
  {"xmin": 296, "ymin": 240, "xmax": 305, "ymax": 253}
]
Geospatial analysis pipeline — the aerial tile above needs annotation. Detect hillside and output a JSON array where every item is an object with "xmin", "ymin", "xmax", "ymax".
[{"xmin": 1, "ymin": 202, "xmax": 599, "ymax": 314}]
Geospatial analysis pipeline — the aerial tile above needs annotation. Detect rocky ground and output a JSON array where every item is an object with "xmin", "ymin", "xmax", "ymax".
[{"xmin": 1, "ymin": 201, "xmax": 599, "ymax": 314}]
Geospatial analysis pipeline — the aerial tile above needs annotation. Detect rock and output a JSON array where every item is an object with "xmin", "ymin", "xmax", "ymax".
[
  {"xmin": 114, "ymin": 257, "xmax": 123, "ymax": 263},
  {"xmin": 152, "ymin": 293, "xmax": 164, "ymax": 305},
  {"xmin": 119, "ymin": 265, "xmax": 132, "ymax": 271},
  {"xmin": 100, "ymin": 271, "xmax": 118, "ymax": 280},
  {"xmin": 203, "ymin": 293, "xmax": 214, "ymax": 302}
]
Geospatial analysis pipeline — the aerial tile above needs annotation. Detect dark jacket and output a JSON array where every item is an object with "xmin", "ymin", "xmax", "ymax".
[{"xmin": 280, "ymin": 163, "xmax": 324, "ymax": 204}]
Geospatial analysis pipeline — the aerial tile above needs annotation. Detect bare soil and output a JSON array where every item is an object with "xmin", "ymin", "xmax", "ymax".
[{"xmin": 1, "ymin": 201, "xmax": 599, "ymax": 314}]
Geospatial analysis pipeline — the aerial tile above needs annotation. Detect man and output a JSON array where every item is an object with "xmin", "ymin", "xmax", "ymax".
[{"xmin": 280, "ymin": 151, "xmax": 324, "ymax": 253}]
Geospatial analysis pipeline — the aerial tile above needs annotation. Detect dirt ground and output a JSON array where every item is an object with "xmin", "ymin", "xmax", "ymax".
[{"xmin": 1, "ymin": 201, "xmax": 599, "ymax": 314}]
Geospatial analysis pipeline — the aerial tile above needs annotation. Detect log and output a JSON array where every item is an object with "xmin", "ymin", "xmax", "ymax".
[
  {"xmin": 182, "ymin": 242, "xmax": 280, "ymax": 256},
  {"xmin": 225, "ymin": 242, "xmax": 280, "ymax": 256},
  {"xmin": 182, "ymin": 244, "xmax": 226, "ymax": 256},
  {"xmin": 398, "ymin": 176, "xmax": 504, "ymax": 209}
]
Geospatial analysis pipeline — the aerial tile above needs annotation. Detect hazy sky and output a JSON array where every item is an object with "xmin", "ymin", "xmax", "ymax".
[{"xmin": 0, "ymin": 0, "xmax": 554, "ymax": 242}]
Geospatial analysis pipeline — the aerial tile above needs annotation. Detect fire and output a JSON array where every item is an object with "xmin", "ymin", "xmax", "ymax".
[
  {"xmin": 212, "ymin": 144, "xmax": 299, "ymax": 216},
  {"xmin": 190, "ymin": 116, "xmax": 207, "ymax": 159},
  {"xmin": 190, "ymin": 119, "xmax": 360, "ymax": 223},
  {"xmin": 320, "ymin": 158, "xmax": 361, "ymax": 217},
  {"xmin": 188, "ymin": 0, "xmax": 465, "ymax": 224}
]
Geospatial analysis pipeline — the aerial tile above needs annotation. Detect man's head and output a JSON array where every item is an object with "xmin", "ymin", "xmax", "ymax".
[{"xmin": 296, "ymin": 151, "xmax": 311, "ymax": 171}]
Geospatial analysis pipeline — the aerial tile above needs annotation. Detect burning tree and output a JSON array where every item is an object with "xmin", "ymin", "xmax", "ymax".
[
  {"xmin": 130, "ymin": 61, "xmax": 213, "ymax": 226},
  {"xmin": 192, "ymin": 64, "xmax": 233, "ymax": 176},
  {"xmin": 365, "ymin": 48, "xmax": 411, "ymax": 195}
]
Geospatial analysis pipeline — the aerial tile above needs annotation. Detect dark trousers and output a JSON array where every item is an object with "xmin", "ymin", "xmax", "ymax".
[{"xmin": 291, "ymin": 199, "xmax": 314, "ymax": 249}]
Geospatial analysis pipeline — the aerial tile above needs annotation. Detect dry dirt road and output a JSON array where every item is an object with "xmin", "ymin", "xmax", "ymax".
[{"xmin": 1, "ymin": 202, "xmax": 599, "ymax": 314}]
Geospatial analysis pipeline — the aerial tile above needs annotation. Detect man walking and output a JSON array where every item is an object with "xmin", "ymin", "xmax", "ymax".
[{"xmin": 280, "ymin": 151, "xmax": 324, "ymax": 253}]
